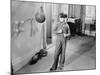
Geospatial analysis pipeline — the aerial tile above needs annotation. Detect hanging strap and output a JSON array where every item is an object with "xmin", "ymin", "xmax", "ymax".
[{"xmin": 42, "ymin": 24, "xmax": 47, "ymax": 50}]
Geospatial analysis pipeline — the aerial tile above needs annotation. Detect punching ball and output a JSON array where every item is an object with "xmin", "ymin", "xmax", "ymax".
[{"xmin": 35, "ymin": 6, "xmax": 45, "ymax": 23}]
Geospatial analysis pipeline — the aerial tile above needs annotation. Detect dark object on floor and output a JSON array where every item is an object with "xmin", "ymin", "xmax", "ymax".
[
  {"xmin": 39, "ymin": 49, "xmax": 48, "ymax": 57},
  {"xmin": 29, "ymin": 49, "xmax": 48, "ymax": 65},
  {"xmin": 11, "ymin": 63, "xmax": 14, "ymax": 75}
]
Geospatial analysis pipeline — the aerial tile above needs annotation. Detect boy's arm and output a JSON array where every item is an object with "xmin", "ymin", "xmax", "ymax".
[
  {"xmin": 53, "ymin": 23, "xmax": 62, "ymax": 34},
  {"xmin": 64, "ymin": 24, "xmax": 71, "ymax": 37}
]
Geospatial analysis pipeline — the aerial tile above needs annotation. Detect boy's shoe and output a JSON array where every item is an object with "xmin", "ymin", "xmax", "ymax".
[
  {"xmin": 50, "ymin": 68, "xmax": 56, "ymax": 72},
  {"xmin": 57, "ymin": 67, "xmax": 63, "ymax": 71}
]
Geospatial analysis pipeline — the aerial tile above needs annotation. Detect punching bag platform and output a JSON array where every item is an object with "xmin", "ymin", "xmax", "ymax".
[{"xmin": 29, "ymin": 6, "xmax": 48, "ymax": 65}]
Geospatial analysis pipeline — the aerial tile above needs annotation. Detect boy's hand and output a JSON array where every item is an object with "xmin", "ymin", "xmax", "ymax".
[
  {"xmin": 57, "ymin": 29, "xmax": 62, "ymax": 33},
  {"xmin": 63, "ymin": 33, "xmax": 70, "ymax": 37}
]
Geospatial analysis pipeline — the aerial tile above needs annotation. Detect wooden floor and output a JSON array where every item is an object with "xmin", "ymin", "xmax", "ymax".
[{"xmin": 16, "ymin": 35, "xmax": 96, "ymax": 74}]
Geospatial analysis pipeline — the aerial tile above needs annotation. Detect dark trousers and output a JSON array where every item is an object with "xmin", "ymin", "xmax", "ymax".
[{"xmin": 51, "ymin": 35, "xmax": 66, "ymax": 70}]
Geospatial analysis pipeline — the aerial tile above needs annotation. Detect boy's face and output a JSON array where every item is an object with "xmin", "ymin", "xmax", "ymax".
[{"xmin": 59, "ymin": 17, "xmax": 64, "ymax": 22}]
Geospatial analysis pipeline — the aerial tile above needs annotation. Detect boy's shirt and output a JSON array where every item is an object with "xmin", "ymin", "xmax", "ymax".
[{"xmin": 54, "ymin": 22, "xmax": 70, "ymax": 37}]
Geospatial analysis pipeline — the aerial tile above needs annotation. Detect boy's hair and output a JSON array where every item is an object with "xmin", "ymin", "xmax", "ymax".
[
  {"xmin": 59, "ymin": 13, "xmax": 68, "ymax": 18},
  {"xmin": 64, "ymin": 14, "xmax": 67, "ymax": 18},
  {"xmin": 59, "ymin": 13, "xmax": 64, "ymax": 18}
]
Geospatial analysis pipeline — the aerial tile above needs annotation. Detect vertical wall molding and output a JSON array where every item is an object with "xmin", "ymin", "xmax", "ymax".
[{"xmin": 80, "ymin": 5, "xmax": 86, "ymax": 33}]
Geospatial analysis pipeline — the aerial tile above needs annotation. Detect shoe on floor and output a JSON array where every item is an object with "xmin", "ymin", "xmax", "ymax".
[
  {"xmin": 49, "ymin": 68, "xmax": 56, "ymax": 72},
  {"xmin": 57, "ymin": 67, "xmax": 63, "ymax": 71}
]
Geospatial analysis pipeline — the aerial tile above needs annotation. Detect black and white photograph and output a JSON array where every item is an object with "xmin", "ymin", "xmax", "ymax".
[{"xmin": 11, "ymin": 0, "xmax": 96, "ymax": 74}]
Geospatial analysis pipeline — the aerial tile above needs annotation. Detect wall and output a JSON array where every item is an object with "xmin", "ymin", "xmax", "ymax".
[
  {"xmin": 51, "ymin": 3, "xmax": 61, "ymax": 31},
  {"xmin": 60, "ymin": 3, "xmax": 69, "ymax": 15},
  {"xmin": 11, "ymin": 1, "xmax": 47, "ymax": 72},
  {"xmin": 68, "ymin": 4, "xmax": 81, "ymax": 18}
]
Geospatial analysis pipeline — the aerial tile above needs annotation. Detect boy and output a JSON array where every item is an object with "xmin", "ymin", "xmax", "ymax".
[{"xmin": 50, "ymin": 13, "xmax": 70, "ymax": 71}]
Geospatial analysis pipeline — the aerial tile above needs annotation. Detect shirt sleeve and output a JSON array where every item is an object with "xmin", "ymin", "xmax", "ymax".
[{"xmin": 63, "ymin": 23, "xmax": 71, "ymax": 37}]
